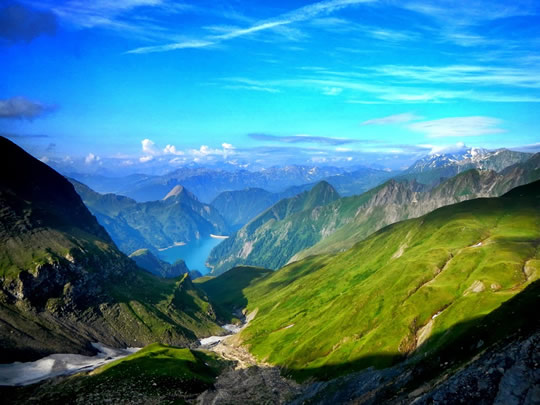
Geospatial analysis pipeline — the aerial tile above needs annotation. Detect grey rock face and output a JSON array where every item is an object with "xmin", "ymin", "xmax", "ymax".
[
  {"xmin": 289, "ymin": 331, "xmax": 540, "ymax": 405},
  {"xmin": 412, "ymin": 332, "xmax": 540, "ymax": 405}
]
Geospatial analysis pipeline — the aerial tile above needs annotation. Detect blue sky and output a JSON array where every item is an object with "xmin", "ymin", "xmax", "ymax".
[{"xmin": 1, "ymin": 0, "xmax": 539, "ymax": 173}]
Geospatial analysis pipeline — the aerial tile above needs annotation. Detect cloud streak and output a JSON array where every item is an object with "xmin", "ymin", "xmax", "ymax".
[
  {"xmin": 223, "ymin": 67, "xmax": 540, "ymax": 103},
  {"xmin": 395, "ymin": 0, "xmax": 536, "ymax": 26},
  {"xmin": 408, "ymin": 116, "xmax": 505, "ymax": 137},
  {"xmin": 248, "ymin": 133, "xmax": 366, "ymax": 145},
  {"xmin": 361, "ymin": 113, "xmax": 422, "ymax": 125},
  {"xmin": 373, "ymin": 64, "xmax": 540, "ymax": 89},
  {"xmin": 127, "ymin": 0, "xmax": 375, "ymax": 54}
]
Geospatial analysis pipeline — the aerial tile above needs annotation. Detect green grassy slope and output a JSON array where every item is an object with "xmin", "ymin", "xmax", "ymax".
[
  {"xmin": 2, "ymin": 343, "xmax": 230, "ymax": 404},
  {"xmin": 237, "ymin": 180, "xmax": 540, "ymax": 381},
  {"xmin": 196, "ymin": 266, "xmax": 273, "ymax": 321}
]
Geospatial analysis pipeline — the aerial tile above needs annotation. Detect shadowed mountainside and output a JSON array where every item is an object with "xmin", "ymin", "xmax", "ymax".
[{"xmin": 0, "ymin": 137, "xmax": 222, "ymax": 363}]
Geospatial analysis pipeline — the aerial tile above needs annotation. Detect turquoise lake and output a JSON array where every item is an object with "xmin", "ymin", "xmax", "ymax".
[{"xmin": 157, "ymin": 237, "xmax": 224, "ymax": 274}]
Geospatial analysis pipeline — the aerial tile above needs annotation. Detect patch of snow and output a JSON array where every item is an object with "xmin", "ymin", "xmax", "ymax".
[
  {"xmin": 200, "ymin": 323, "xmax": 244, "ymax": 348},
  {"xmin": 472, "ymin": 242, "xmax": 482, "ymax": 247},
  {"xmin": 200, "ymin": 336, "xmax": 228, "ymax": 347},
  {"xmin": 0, "ymin": 343, "xmax": 140, "ymax": 386}
]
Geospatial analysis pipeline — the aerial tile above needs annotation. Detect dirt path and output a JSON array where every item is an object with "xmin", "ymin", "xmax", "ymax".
[{"xmin": 196, "ymin": 314, "xmax": 302, "ymax": 404}]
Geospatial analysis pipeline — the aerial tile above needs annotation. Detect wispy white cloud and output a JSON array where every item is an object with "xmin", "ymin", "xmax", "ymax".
[
  {"xmin": 408, "ymin": 116, "xmax": 505, "ymax": 137},
  {"xmin": 309, "ymin": 16, "xmax": 419, "ymax": 42},
  {"xmin": 222, "ymin": 77, "xmax": 281, "ymax": 93},
  {"xmin": 310, "ymin": 17, "xmax": 349, "ymax": 27},
  {"xmin": 510, "ymin": 142, "xmax": 540, "ymax": 152},
  {"xmin": 397, "ymin": 0, "xmax": 537, "ymax": 26},
  {"xmin": 29, "ymin": 0, "xmax": 196, "ymax": 42},
  {"xmin": 222, "ymin": 74, "xmax": 540, "ymax": 103},
  {"xmin": 367, "ymin": 29, "xmax": 417, "ymax": 42},
  {"xmin": 391, "ymin": 1, "xmax": 539, "ymax": 52},
  {"xmin": 322, "ymin": 86, "xmax": 343, "ymax": 95},
  {"xmin": 223, "ymin": 85, "xmax": 280, "ymax": 93},
  {"xmin": 345, "ymin": 99, "xmax": 388, "ymax": 104},
  {"xmin": 373, "ymin": 64, "xmax": 540, "ymax": 89},
  {"xmin": 127, "ymin": 0, "xmax": 376, "ymax": 54},
  {"xmin": 248, "ymin": 133, "xmax": 365, "ymax": 145},
  {"xmin": 361, "ymin": 112, "xmax": 422, "ymax": 125}
]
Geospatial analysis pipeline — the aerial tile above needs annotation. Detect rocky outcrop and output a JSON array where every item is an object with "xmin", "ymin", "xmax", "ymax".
[
  {"xmin": 290, "ymin": 330, "xmax": 540, "ymax": 405},
  {"xmin": 409, "ymin": 332, "xmax": 540, "ymax": 405}
]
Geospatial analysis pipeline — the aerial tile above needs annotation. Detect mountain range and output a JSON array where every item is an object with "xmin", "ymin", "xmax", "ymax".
[
  {"xmin": 401, "ymin": 148, "xmax": 531, "ymax": 185},
  {"xmin": 210, "ymin": 184, "xmax": 313, "ymax": 230},
  {"xmin": 207, "ymin": 152, "xmax": 540, "ymax": 274},
  {"xmin": 68, "ymin": 164, "xmax": 393, "ymax": 203},
  {"xmin": 70, "ymin": 180, "xmax": 229, "ymax": 255},
  {"xmin": 2, "ymin": 137, "xmax": 539, "ymax": 404}
]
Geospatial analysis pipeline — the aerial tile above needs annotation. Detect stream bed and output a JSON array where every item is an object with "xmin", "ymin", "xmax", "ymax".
[{"xmin": 199, "ymin": 324, "xmax": 243, "ymax": 347}]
